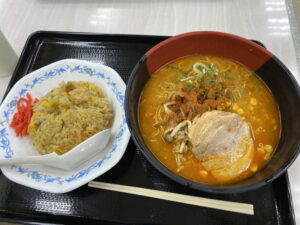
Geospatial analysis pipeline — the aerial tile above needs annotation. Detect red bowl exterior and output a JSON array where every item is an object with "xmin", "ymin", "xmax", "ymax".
[{"xmin": 145, "ymin": 31, "xmax": 273, "ymax": 74}]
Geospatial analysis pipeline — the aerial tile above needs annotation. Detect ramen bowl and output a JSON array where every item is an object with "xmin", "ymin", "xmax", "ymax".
[{"xmin": 125, "ymin": 31, "xmax": 300, "ymax": 193}]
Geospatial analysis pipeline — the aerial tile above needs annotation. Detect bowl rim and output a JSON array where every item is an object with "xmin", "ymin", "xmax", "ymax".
[{"xmin": 125, "ymin": 31, "xmax": 300, "ymax": 194}]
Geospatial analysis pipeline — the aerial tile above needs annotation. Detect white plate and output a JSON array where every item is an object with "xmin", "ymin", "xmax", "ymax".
[{"xmin": 0, "ymin": 59, "xmax": 130, "ymax": 193}]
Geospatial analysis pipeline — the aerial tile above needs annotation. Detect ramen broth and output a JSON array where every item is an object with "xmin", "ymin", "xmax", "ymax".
[{"xmin": 139, "ymin": 55, "xmax": 280, "ymax": 184}]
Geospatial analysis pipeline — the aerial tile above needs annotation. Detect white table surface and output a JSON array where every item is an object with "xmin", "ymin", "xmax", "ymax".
[{"xmin": 0, "ymin": 0, "xmax": 299, "ymax": 223}]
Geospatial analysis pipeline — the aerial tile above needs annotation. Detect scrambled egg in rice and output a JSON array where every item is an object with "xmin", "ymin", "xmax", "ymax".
[{"xmin": 28, "ymin": 81, "xmax": 112, "ymax": 155}]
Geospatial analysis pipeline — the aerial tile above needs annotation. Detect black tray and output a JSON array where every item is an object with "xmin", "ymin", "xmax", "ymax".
[{"xmin": 0, "ymin": 31, "xmax": 295, "ymax": 225}]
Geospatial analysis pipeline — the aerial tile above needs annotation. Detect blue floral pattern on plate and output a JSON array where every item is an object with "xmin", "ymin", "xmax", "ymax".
[{"xmin": 0, "ymin": 63, "xmax": 127, "ymax": 184}]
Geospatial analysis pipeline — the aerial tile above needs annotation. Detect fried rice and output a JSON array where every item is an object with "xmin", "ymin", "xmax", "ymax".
[{"xmin": 28, "ymin": 81, "xmax": 112, "ymax": 155}]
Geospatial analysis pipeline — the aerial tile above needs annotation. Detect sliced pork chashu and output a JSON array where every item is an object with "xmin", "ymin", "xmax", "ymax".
[{"xmin": 188, "ymin": 110, "xmax": 254, "ymax": 182}]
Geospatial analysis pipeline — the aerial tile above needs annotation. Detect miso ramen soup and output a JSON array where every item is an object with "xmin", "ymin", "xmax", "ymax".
[{"xmin": 139, "ymin": 55, "xmax": 280, "ymax": 184}]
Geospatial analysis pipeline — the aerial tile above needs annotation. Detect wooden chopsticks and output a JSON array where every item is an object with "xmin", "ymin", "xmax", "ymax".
[{"xmin": 88, "ymin": 181, "xmax": 254, "ymax": 215}]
